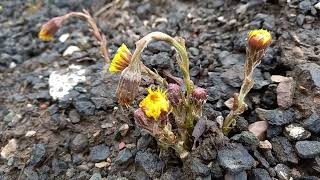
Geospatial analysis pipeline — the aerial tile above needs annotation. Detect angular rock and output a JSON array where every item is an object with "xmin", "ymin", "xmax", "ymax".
[
  {"xmin": 89, "ymin": 173, "xmax": 102, "ymax": 180},
  {"xmin": 190, "ymin": 158, "xmax": 210, "ymax": 176},
  {"xmin": 256, "ymin": 108, "xmax": 295, "ymax": 126},
  {"xmin": 115, "ymin": 148, "xmax": 133, "ymax": 165},
  {"xmin": 297, "ymin": 63, "xmax": 320, "ymax": 89},
  {"xmin": 29, "ymin": 144, "xmax": 46, "ymax": 166},
  {"xmin": 248, "ymin": 121, "xmax": 268, "ymax": 140},
  {"xmin": 74, "ymin": 100, "xmax": 95, "ymax": 116},
  {"xmin": 224, "ymin": 171, "xmax": 247, "ymax": 180},
  {"xmin": 276, "ymin": 78, "xmax": 295, "ymax": 109},
  {"xmin": 231, "ymin": 131, "xmax": 259, "ymax": 147},
  {"xmin": 135, "ymin": 151, "xmax": 164, "ymax": 178},
  {"xmin": 217, "ymin": 143, "xmax": 255, "ymax": 173},
  {"xmin": 284, "ymin": 124, "xmax": 310, "ymax": 141},
  {"xmin": 1, "ymin": 139, "xmax": 17, "ymax": 159},
  {"xmin": 303, "ymin": 112, "xmax": 320, "ymax": 134},
  {"xmin": 295, "ymin": 141, "xmax": 320, "ymax": 159},
  {"xmin": 88, "ymin": 144, "xmax": 110, "ymax": 162},
  {"xmin": 270, "ymin": 137, "xmax": 298, "ymax": 164},
  {"xmin": 251, "ymin": 168, "xmax": 272, "ymax": 180},
  {"xmin": 71, "ymin": 134, "xmax": 88, "ymax": 153},
  {"xmin": 274, "ymin": 164, "xmax": 291, "ymax": 180},
  {"xmin": 69, "ymin": 109, "xmax": 81, "ymax": 123}
]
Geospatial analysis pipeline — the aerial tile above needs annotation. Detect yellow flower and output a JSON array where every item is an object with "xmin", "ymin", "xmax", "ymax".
[
  {"xmin": 39, "ymin": 16, "xmax": 65, "ymax": 41},
  {"xmin": 247, "ymin": 29, "xmax": 272, "ymax": 50},
  {"xmin": 139, "ymin": 87, "xmax": 171, "ymax": 120},
  {"xmin": 109, "ymin": 44, "xmax": 132, "ymax": 73}
]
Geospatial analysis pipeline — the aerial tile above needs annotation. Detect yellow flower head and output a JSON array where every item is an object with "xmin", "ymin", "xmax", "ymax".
[
  {"xmin": 109, "ymin": 44, "xmax": 132, "ymax": 73},
  {"xmin": 39, "ymin": 16, "xmax": 65, "ymax": 41},
  {"xmin": 139, "ymin": 87, "xmax": 171, "ymax": 120},
  {"xmin": 247, "ymin": 29, "xmax": 272, "ymax": 50}
]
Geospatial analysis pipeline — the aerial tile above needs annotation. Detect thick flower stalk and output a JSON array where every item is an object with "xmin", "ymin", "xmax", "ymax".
[
  {"xmin": 134, "ymin": 87, "xmax": 189, "ymax": 159},
  {"xmin": 223, "ymin": 29, "xmax": 272, "ymax": 135}
]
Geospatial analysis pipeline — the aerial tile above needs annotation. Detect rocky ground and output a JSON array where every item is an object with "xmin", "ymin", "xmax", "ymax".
[{"xmin": 0, "ymin": 0, "xmax": 320, "ymax": 179}]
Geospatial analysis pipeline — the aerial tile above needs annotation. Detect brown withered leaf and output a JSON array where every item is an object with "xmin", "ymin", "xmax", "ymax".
[{"xmin": 192, "ymin": 116, "xmax": 215, "ymax": 148}]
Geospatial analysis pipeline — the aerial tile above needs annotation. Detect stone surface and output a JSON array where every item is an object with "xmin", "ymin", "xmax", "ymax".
[
  {"xmin": 274, "ymin": 164, "xmax": 291, "ymax": 180},
  {"xmin": 135, "ymin": 151, "xmax": 164, "ymax": 178},
  {"xmin": 190, "ymin": 158, "xmax": 210, "ymax": 176},
  {"xmin": 217, "ymin": 143, "xmax": 255, "ymax": 173},
  {"xmin": 224, "ymin": 171, "xmax": 247, "ymax": 180},
  {"xmin": 29, "ymin": 144, "xmax": 46, "ymax": 166},
  {"xmin": 270, "ymin": 137, "xmax": 298, "ymax": 164},
  {"xmin": 115, "ymin": 148, "xmax": 133, "ymax": 165},
  {"xmin": 1, "ymin": 139, "xmax": 17, "ymax": 159},
  {"xmin": 284, "ymin": 124, "xmax": 310, "ymax": 141},
  {"xmin": 303, "ymin": 112, "xmax": 320, "ymax": 134},
  {"xmin": 74, "ymin": 99, "xmax": 95, "ymax": 116},
  {"xmin": 231, "ymin": 131, "xmax": 259, "ymax": 147},
  {"xmin": 88, "ymin": 144, "xmax": 110, "ymax": 162},
  {"xmin": 297, "ymin": 63, "xmax": 320, "ymax": 89},
  {"xmin": 248, "ymin": 121, "xmax": 268, "ymax": 140},
  {"xmin": 251, "ymin": 168, "xmax": 272, "ymax": 180},
  {"xmin": 295, "ymin": 141, "xmax": 320, "ymax": 159},
  {"xmin": 276, "ymin": 77, "xmax": 295, "ymax": 109},
  {"xmin": 89, "ymin": 173, "xmax": 102, "ymax": 180},
  {"xmin": 256, "ymin": 108, "xmax": 295, "ymax": 126},
  {"xmin": 259, "ymin": 140, "xmax": 272, "ymax": 150},
  {"xmin": 71, "ymin": 134, "xmax": 88, "ymax": 153}
]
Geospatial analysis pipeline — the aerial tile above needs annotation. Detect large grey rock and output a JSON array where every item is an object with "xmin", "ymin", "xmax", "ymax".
[
  {"xmin": 256, "ymin": 108, "xmax": 295, "ymax": 126},
  {"xmin": 303, "ymin": 112, "xmax": 320, "ymax": 134},
  {"xmin": 88, "ymin": 144, "xmax": 110, "ymax": 162},
  {"xmin": 270, "ymin": 137, "xmax": 298, "ymax": 164},
  {"xmin": 217, "ymin": 143, "xmax": 255, "ymax": 173},
  {"xmin": 135, "ymin": 151, "xmax": 164, "ymax": 178},
  {"xmin": 251, "ymin": 168, "xmax": 272, "ymax": 180},
  {"xmin": 297, "ymin": 63, "xmax": 320, "ymax": 89},
  {"xmin": 295, "ymin": 141, "xmax": 320, "ymax": 159},
  {"xmin": 71, "ymin": 134, "xmax": 88, "ymax": 153},
  {"xmin": 29, "ymin": 144, "xmax": 46, "ymax": 166}
]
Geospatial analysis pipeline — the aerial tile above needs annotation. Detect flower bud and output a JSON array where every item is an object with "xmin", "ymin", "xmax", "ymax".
[
  {"xmin": 191, "ymin": 87, "xmax": 208, "ymax": 117},
  {"xmin": 134, "ymin": 108, "xmax": 161, "ymax": 135},
  {"xmin": 38, "ymin": 16, "xmax": 65, "ymax": 41},
  {"xmin": 167, "ymin": 83, "xmax": 183, "ymax": 106},
  {"xmin": 116, "ymin": 63, "xmax": 141, "ymax": 106},
  {"xmin": 247, "ymin": 29, "xmax": 272, "ymax": 50},
  {"xmin": 191, "ymin": 87, "xmax": 208, "ymax": 103}
]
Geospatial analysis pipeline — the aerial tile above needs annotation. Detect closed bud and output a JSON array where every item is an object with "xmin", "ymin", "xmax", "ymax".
[
  {"xmin": 191, "ymin": 87, "xmax": 208, "ymax": 116},
  {"xmin": 247, "ymin": 29, "xmax": 272, "ymax": 50},
  {"xmin": 167, "ymin": 83, "xmax": 183, "ymax": 106},
  {"xmin": 38, "ymin": 16, "xmax": 65, "ymax": 41},
  {"xmin": 191, "ymin": 87, "xmax": 208, "ymax": 103}
]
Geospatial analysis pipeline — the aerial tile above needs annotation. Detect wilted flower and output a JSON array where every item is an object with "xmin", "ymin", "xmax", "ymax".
[
  {"xmin": 38, "ymin": 16, "xmax": 65, "ymax": 41},
  {"xmin": 139, "ymin": 86, "xmax": 171, "ymax": 120},
  {"xmin": 167, "ymin": 83, "xmax": 183, "ymax": 106},
  {"xmin": 116, "ymin": 62, "xmax": 141, "ymax": 106},
  {"xmin": 247, "ymin": 29, "xmax": 272, "ymax": 50},
  {"xmin": 109, "ymin": 44, "xmax": 132, "ymax": 73}
]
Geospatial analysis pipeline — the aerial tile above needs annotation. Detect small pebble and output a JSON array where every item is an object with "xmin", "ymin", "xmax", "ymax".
[{"xmin": 25, "ymin": 130, "xmax": 36, "ymax": 137}]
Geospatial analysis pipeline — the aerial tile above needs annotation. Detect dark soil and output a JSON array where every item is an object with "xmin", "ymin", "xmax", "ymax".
[{"xmin": 0, "ymin": 0, "xmax": 320, "ymax": 179}]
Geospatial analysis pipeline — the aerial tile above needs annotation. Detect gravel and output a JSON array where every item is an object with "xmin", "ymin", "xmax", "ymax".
[
  {"xmin": 88, "ymin": 144, "xmax": 110, "ymax": 162},
  {"xmin": 295, "ymin": 141, "xmax": 320, "ymax": 159}
]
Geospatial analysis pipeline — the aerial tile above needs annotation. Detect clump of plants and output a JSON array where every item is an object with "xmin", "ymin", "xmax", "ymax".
[{"xmin": 39, "ymin": 10, "xmax": 271, "ymax": 159}]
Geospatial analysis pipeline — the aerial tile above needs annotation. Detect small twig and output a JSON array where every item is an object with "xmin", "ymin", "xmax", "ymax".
[
  {"xmin": 17, "ymin": 163, "xmax": 26, "ymax": 180},
  {"xmin": 289, "ymin": 31, "xmax": 311, "ymax": 48}
]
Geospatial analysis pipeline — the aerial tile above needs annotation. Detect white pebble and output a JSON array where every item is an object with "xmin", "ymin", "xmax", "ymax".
[{"xmin": 63, "ymin": 46, "xmax": 80, "ymax": 56}]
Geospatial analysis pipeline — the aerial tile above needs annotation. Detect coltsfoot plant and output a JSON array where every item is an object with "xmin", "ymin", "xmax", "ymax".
[
  {"xmin": 39, "ymin": 10, "xmax": 271, "ymax": 159},
  {"xmin": 222, "ymin": 29, "xmax": 272, "ymax": 135}
]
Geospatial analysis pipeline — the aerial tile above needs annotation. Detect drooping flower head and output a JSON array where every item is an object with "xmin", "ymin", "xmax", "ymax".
[
  {"xmin": 109, "ymin": 44, "xmax": 132, "ymax": 73},
  {"xmin": 247, "ymin": 29, "xmax": 272, "ymax": 50},
  {"xmin": 139, "ymin": 87, "xmax": 171, "ymax": 120},
  {"xmin": 116, "ymin": 62, "xmax": 141, "ymax": 106},
  {"xmin": 191, "ymin": 87, "xmax": 208, "ymax": 117},
  {"xmin": 38, "ymin": 16, "xmax": 65, "ymax": 41}
]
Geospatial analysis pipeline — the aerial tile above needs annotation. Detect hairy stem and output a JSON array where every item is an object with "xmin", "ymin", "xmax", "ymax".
[{"xmin": 64, "ymin": 10, "xmax": 110, "ymax": 63}]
